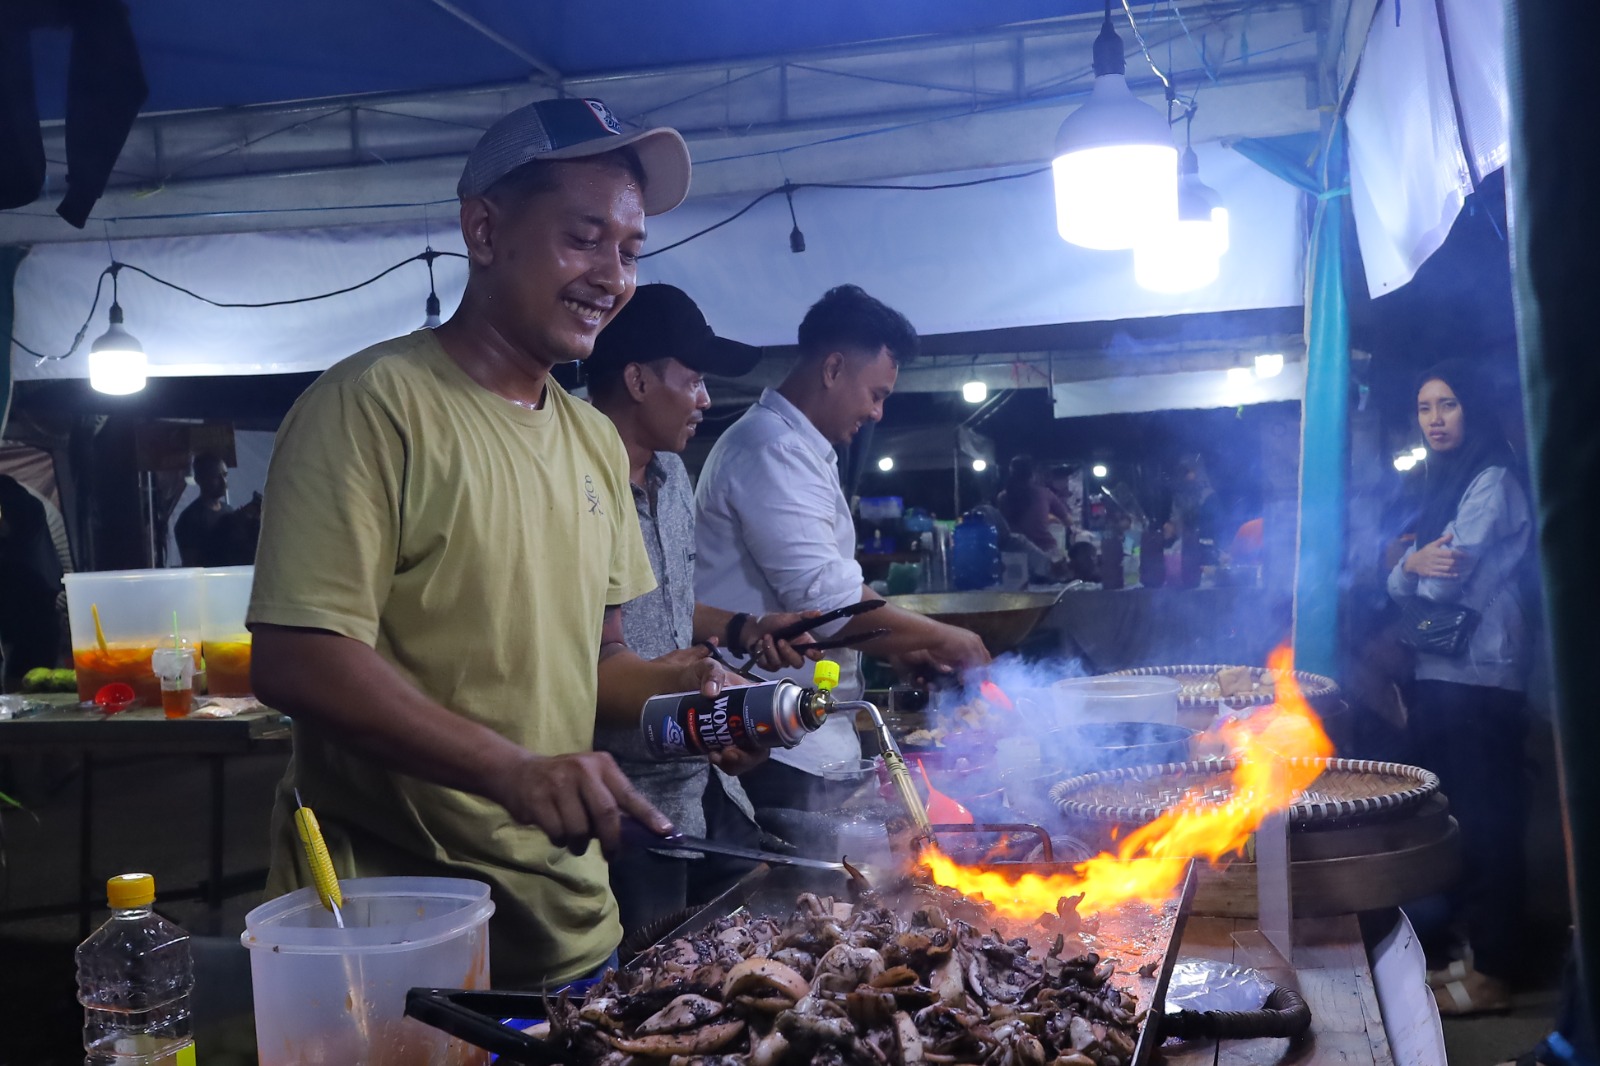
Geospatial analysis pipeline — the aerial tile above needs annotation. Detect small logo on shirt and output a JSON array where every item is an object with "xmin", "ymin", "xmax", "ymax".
[{"xmin": 584, "ymin": 474, "xmax": 604, "ymax": 516}]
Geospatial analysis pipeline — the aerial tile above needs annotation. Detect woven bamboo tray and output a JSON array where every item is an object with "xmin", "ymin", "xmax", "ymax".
[
  {"xmin": 1049, "ymin": 757, "xmax": 1440, "ymax": 828},
  {"xmin": 1105, "ymin": 664, "xmax": 1340, "ymax": 711}
]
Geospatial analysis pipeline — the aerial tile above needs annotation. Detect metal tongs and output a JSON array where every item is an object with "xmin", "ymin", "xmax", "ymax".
[
  {"xmin": 621, "ymin": 817, "xmax": 848, "ymax": 872},
  {"xmin": 703, "ymin": 600, "xmax": 891, "ymax": 681}
]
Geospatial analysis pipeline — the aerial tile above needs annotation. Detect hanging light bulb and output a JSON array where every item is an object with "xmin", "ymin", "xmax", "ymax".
[
  {"xmin": 1052, "ymin": 0, "xmax": 1178, "ymax": 250},
  {"xmin": 88, "ymin": 267, "xmax": 147, "ymax": 395},
  {"xmin": 1133, "ymin": 140, "xmax": 1229, "ymax": 293},
  {"xmin": 972, "ymin": 458, "xmax": 988, "ymax": 473},
  {"xmin": 877, "ymin": 456, "xmax": 895, "ymax": 472},
  {"xmin": 962, "ymin": 379, "xmax": 988, "ymax": 404}
]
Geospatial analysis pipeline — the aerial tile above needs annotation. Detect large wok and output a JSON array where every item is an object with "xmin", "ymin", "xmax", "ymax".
[{"xmin": 887, "ymin": 589, "xmax": 1064, "ymax": 654}]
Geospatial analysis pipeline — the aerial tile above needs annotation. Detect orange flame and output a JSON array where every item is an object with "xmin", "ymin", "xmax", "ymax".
[
  {"xmin": 980, "ymin": 679, "xmax": 1015, "ymax": 713},
  {"xmin": 922, "ymin": 647, "xmax": 1333, "ymax": 919}
]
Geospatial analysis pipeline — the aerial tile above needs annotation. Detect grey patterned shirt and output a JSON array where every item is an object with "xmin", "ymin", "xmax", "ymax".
[{"xmin": 595, "ymin": 451, "xmax": 756, "ymax": 840}]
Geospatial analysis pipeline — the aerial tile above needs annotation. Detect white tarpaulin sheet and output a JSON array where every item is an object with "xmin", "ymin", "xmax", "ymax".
[
  {"xmin": 1051, "ymin": 361, "xmax": 1305, "ymax": 418},
  {"xmin": 1346, "ymin": 0, "xmax": 1509, "ymax": 295},
  {"xmin": 12, "ymin": 144, "xmax": 1303, "ymax": 382}
]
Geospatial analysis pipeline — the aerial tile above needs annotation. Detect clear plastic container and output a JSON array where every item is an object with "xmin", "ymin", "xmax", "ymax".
[
  {"xmin": 76, "ymin": 873, "xmax": 195, "ymax": 1066},
  {"xmin": 65, "ymin": 570, "xmax": 203, "ymax": 707},
  {"xmin": 199, "ymin": 566, "xmax": 254, "ymax": 696},
  {"xmin": 1051, "ymin": 675, "xmax": 1182, "ymax": 726},
  {"xmin": 242, "ymin": 877, "xmax": 494, "ymax": 1066}
]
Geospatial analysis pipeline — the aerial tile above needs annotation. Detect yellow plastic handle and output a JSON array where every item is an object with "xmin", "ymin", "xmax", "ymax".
[
  {"xmin": 293, "ymin": 805, "xmax": 344, "ymax": 913},
  {"xmin": 813, "ymin": 660, "xmax": 841, "ymax": 692}
]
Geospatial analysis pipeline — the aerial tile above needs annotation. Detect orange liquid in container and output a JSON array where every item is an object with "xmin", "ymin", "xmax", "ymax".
[
  {"xmin": 74, "ymin": 645, "xmax": 202, "ymax": 708},
  {"xmin": 203, "ymin": 640, "xmax": 253, "ymax": 697},
  {"xmin": 161, "ymin": 688, "xmax": 194, "ymax": 719}
]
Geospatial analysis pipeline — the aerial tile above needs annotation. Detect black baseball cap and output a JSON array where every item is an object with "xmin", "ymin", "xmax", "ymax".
[
  {"xmin": 586, "ymin": 284, "xmax": 761, "ymax": 384},
  {"xmin": 457, "ymin": 98, "xmax": 691, "ymax": 215}
]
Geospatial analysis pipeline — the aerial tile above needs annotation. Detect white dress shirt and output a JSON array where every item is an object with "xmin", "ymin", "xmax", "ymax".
[{"xmin": 695, "ymin": 388, "xmax": 865, "ymax": 775}]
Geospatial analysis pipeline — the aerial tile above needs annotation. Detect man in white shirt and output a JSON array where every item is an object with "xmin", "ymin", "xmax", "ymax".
[{"xmin": 694, "ymin": 284, "xmax": 989, "ymax": 810}]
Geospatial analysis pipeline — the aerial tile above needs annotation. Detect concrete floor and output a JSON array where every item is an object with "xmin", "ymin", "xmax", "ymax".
[{"xmin": 0, "ymin": 728, "xmax": 1573, "ymax": 1066}]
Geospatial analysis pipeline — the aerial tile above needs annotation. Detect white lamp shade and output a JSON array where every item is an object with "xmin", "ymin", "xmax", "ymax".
[
  {"xmin": 89, "ymin": 320, "xmax": 148, "ymax": 395},
  {"xmin": 1132, "ymin": 208, "xmax": 1227, "ymax": 293},
  {"xmin": 88, "ymin": 347, "xmax": 148, "ymax": 395},
  {"xmin": 1052, "ymin": 74, "xmax": 1178, "ymax": 250}
]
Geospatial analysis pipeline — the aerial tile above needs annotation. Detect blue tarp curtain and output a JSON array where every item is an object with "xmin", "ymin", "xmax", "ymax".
[{"xmin": 1232, "ymin": 126, "xmax": 1351, "ymax": 679}]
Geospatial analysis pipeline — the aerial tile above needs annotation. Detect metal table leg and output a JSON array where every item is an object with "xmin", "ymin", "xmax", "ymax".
[
  {"xmin": 208, "ymin": 755, "xmax": 226, "ymax": 934},
  {"xmin": 79, "ymin": 753, "xmax": 94, "ymax": 939}
]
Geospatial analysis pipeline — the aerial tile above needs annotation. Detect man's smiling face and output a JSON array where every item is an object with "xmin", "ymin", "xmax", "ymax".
[{"xmin": 481, "ymin": 158, "xmax": 647, "ymax": 372}]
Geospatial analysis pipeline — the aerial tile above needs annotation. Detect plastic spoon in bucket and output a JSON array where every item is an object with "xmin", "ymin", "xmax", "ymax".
[
  {"xmin": 294, "ymin": 790, "xmax": 372, "ymax": 1047},
  {"xmin": 293, "ymin": 789, "xmax": 345, "ymax": 929}
]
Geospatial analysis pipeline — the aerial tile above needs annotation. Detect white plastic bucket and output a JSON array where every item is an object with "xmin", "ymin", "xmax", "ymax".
[
  {"xmin": 242, "ymin": 877, "xmax": 494, "ymax": 1066},
  {"xmin": 1051, "ymin": 675, "xmax": 1182, "ymax": 726}
]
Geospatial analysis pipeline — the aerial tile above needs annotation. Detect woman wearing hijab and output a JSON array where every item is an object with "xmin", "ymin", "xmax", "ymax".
[{"xmin": 1387, "ymin": 359, "xmax": 1534, "ymax": 1016}]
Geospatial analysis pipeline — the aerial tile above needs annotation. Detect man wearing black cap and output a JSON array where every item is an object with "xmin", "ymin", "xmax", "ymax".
[
  {"xmin": 247, "ymin": 99, "xmax": 736, "ymax": 989},
  {"xmin": 585, "ymin": 283, "xmax": 819, "ymax": 934}
]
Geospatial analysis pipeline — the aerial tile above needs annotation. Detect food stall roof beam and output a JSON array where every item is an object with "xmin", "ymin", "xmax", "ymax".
[{"xmin": 423, "ymin": 0, "xmax": 563, "ymax": 85}]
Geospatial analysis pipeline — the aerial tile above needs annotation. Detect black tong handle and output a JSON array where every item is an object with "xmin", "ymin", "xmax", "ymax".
[{"xmin": 768, "ymin": 599, "xmax": 886, "ymax": 642}]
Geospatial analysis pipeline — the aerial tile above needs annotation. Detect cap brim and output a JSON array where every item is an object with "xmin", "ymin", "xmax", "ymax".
[
  {"xmin": 682, "ymin": 335, "xmax": 763, "ymax": 378},
  {"xmin": 540, "ymin": 126, "xmax": 692, "ymax": 215}
]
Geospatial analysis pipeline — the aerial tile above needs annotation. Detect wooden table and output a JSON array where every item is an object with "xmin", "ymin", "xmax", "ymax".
[
  {"xmin": 0, "ymin": 696, "xmax": 291, "ymax": 935},
  {"xmin": 1164, "ymin": 915, "xmax": 1395, "ymax": 1066}
]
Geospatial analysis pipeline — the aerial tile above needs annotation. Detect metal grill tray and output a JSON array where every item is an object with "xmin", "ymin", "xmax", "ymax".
[
  {"xmin": 1106, "ymin": 664, "xmax": 1341, "ymax": 710},
  {"xmin": 1050, "ymin": 757, "xmax": 1440, "ymax": 828},
  {"xmin": 407, "ymin": 860, "xmax": 1197, "ymax": 1066}
]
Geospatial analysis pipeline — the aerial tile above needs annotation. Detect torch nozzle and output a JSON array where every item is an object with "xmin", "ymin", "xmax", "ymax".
[{"xmin": 834, "ymin": 700, "xmax": 932, "ymax": 831}]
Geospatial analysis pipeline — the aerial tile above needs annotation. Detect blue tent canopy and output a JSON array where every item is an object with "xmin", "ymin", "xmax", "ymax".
[{"xmin": 27, "ymin": 0, "xmax": 1102, "ymax": 119}]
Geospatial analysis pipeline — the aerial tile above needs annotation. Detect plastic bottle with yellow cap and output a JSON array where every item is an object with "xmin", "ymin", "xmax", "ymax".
[{"xmin": 76, "ymin": 873, "xmax": 196, "ymax": 1065}]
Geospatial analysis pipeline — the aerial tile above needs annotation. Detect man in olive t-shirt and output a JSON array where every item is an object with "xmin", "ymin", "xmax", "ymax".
[{"xmin": 246, "ymin": 99, "xmax": 734, "ymax": 989}]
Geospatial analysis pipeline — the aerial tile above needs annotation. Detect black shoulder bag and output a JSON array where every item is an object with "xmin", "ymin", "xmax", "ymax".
[{"xmin": 1395, "ymin": 595, "xmax": 1481, "ymax": 658}]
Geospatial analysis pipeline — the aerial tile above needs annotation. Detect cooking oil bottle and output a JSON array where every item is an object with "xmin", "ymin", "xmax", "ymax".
[{"xmin": 76, "ymin": 874, "xmax": 196, "ymax": 1066}]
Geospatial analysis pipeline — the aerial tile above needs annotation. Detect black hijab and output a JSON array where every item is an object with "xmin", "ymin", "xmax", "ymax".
[{"xmin": 1412, "ymin": 359, "xmax": 1519, "ymax": 545}]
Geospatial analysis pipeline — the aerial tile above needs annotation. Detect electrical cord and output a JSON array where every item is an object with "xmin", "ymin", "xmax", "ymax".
[
  {"xmin": 641, "ymin": 167, "xmax": 1048, "ymax": 258},
  {"xmin": 12, "ymin": 250, "xmax": 467, "ymax": 364},
  {"xmin": 13, "ymin": 269, "xmax": 111, "ymax": 363},
  {"xmin": 11, "ymin": 165, "xmax": 1048, "ymax": 360}
]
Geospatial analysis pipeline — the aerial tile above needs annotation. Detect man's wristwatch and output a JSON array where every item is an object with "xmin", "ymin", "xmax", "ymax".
[{"xmin": 725, "ymin": 612, "xmax": 752, "ymax": 657}]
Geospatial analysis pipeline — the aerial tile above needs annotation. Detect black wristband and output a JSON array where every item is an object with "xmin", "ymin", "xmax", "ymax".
[{"xmin": 725, "ymin": 612, "xmax": 752, "ymax": 656}]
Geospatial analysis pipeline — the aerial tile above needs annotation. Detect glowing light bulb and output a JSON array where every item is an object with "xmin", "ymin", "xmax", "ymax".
[
  {"xmin": 1092, "ymin": 463, "xmax": 1109, "ymax": 479},
  {"xmin": 1255, "ymin": 353, "xmax": 1285, "ymax": 379},
  {"xmin": 962, "ymin": 380, "xmax": 988, "ymax": 404},
  {"xmin": 972, "ymin": 459, "xmax": 987, "ymax": 472},
  {"xmin": 877, "ymin": 456, "xmax": 895, "ymax": 472},
  {"xmin": 1051, "ymin": 16, "xmax": 1177, "ymax": 250},
  {"xmin": 89, "ymin": 304, "xmax": 147, "ymax": 395}
]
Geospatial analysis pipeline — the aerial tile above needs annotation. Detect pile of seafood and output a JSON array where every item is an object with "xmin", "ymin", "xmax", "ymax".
[{"xmin": 534, "ymin": 883, "xmax": 1145, "ymax": 1066}]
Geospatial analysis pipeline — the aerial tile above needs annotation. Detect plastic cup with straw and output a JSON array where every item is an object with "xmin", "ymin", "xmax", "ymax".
[{"xmin": 150, "ymin": 610, "xmax": 196, "ymax": 718}]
